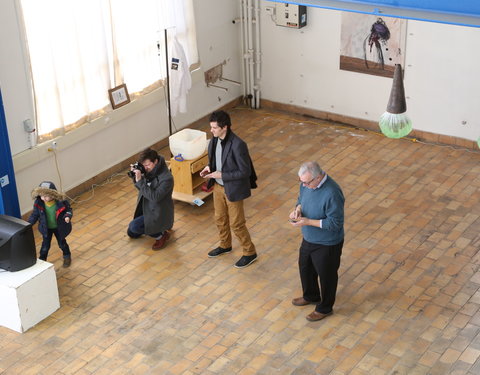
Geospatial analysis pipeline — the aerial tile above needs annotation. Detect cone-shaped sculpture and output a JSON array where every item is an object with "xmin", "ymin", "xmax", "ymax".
[
  {"xmin": 379, "ymin": 64, "xmax": 412, "ymax": 138},
  {"xmin": 386, "ymin": 64, "xmax": 407, "ymax": 114}
]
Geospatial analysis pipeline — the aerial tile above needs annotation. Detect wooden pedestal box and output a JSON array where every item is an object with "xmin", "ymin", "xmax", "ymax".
[{"xmin": 170, "ymin": 152, "xmax": 212, "ymax": 204}]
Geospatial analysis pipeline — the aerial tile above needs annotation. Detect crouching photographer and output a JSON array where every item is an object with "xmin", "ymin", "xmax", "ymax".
[{"xmin": 127, "ymin": 148, "xmax": 174, "ymax": 250}]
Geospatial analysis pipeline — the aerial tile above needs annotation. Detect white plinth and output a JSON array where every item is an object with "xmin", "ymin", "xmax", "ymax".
[{"xmin": 0, "ymin": 260, "xmax": 60, "ymax": 333}]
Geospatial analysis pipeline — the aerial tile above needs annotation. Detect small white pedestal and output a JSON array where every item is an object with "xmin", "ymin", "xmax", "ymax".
[{"xmin": 0, "ymin": 260, "xmax": 60, "ymax": 333}]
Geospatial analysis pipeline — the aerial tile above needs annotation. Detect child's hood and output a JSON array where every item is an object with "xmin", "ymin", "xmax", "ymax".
[{"xmin": 31, "ymin": 181, "xmax": 65, "ymax": 201}]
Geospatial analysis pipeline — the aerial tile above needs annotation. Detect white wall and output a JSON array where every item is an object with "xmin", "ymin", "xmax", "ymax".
[
  {"xmin": 259, "ymin": 2, "xmax": 480, "ymax": 141},
  {"xmin": 0, "ymin": 0, "xmax": 243, "ymax": 214},
  {"xmin": 406, "ymin": 21, "xmax": 480, "ymax": 137}
]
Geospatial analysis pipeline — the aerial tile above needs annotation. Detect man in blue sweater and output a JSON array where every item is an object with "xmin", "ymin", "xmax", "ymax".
[{"xmin": 289, "ymin": 161, "xmax": 345, "ymax": 321}]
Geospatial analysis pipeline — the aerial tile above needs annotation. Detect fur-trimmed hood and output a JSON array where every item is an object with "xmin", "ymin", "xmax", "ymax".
[{"xmin": 31, "ymin": 181, "xmax": 65, "ymax": 200}]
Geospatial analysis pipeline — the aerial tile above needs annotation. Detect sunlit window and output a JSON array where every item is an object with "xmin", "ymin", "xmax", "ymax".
[{"xmin": 20, "ymin": 0, "xmax": 198, "ymax": 142}]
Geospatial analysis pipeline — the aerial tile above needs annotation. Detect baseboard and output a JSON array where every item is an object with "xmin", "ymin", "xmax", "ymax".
[{"xmin": 260, "ymin": 99, "xmax": 478, "ymax": 150}]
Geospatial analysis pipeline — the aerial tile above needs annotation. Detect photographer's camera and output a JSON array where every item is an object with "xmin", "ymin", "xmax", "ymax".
[{"xmin": 127, "ymin": 162, "xmax": 146, "ymax": 178}]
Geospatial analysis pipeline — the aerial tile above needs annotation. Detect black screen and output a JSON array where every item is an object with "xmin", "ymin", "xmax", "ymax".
[{"xmin": 0, "ymin": 214, "xmax": 37, "ymax": 272}]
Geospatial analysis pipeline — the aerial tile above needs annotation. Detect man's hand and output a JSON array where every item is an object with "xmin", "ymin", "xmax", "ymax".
[
  {"xmin": 133, "ymin": 168, "xmax": 143, "ymax": 182},
  {"xmin": 289, "ymin": 205, "xmax": 302, "ymax": 221},
  {"xmin": 289, "ymin": 217, "xmax": 308, "ymax": 227},
  {"xmin": 129, "ymin": 164, "xmax": 143, "ymax": 182},
  {"xmin": 65, "ymin": 217, "xmax": 70, "ymax": 224},
  {"xmin": 205, "ymin": 171, "xmax": 221, "ymax": 179},
  {"xmin": 289, "ymin": 205, "xmax": 308, "ymax": 227},
  {"xmin": 200, "ymin": 166, "xmax": 211, "ymax": 178}
]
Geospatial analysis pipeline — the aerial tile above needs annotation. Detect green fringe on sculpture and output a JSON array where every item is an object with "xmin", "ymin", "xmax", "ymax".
[
  {"xmin": 379, "ymin": 64, "xmax": 413, "ymax": 139},
  {"xmin": 379, "ymin": 112, "xmax": 412, "ymax": 139}
]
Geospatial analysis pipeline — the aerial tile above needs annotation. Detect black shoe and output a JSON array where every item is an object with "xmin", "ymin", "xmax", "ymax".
[
  {"xmin": 234, "ymin": 254, "xmax": 257, "ymax": 268},
  {"xmin": 208, "ymin": 247, "xmax": 232, "ymax": 257},
  {"xmin": 63, "ymin": 257, "xmax": 71, "ymax": 268},
  {"xmin": 39, "ymin": 255, "xmax": 47, "ymax": 261}
]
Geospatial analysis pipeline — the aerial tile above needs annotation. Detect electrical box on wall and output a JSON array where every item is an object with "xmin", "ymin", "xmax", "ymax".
[{"xmin": 275, "ymin": 3, "xmax": 307, "ymax": 29}]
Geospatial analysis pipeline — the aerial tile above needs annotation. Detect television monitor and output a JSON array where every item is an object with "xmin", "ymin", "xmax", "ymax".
[{"xmin": 0, "ymin": 214, "xmax": 37, "ymax": 272}]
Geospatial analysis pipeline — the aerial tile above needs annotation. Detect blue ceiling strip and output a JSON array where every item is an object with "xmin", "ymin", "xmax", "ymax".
[
  {"xmin": 333, "ymin": 0, "xmax": 480, "ymax": 16},
  {"xmin": 267, "ymin": 0, "xmax": 480, "ymax": 27}
]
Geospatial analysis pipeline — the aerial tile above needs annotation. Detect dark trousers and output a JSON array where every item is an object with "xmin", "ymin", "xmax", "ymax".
[
  {"xmin": 127, "ymin": 215, "xmax": 162, "ymax": 238},
  {"xmin": 40, "ymin": 228, "xmax": 71, "ymax": 260},
  {"xmin": 299, "ymin": 238, "xmax": 343, "ymax": 314}
]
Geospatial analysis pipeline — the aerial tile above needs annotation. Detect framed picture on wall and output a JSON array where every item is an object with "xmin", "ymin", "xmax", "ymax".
[
  {"xmin": 340, "ymin": 13, "xmax": 406, "ymax": 78},
  {"xmin": 108, "ymin": 84, "xmax": 130, "ymax": 109}
]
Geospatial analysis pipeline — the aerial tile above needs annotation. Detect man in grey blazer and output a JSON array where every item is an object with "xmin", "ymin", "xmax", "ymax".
[
  {"xmin": 200, "ymin": 110, "xmax": 258, "ymax": 268},
  {"xmin": 127, "ymin": 148, "xmax": 174, "ymax": 250}
]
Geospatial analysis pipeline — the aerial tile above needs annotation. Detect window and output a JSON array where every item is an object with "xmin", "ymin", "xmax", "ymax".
[{"xmin": 20, "ymin": 0, "xmax": 198, "ymax": 142}]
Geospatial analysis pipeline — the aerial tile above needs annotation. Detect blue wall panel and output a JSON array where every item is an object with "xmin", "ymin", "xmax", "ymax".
[{"xmin": 0, "ymin": 88, "xmax": 21, "ymax": 217}]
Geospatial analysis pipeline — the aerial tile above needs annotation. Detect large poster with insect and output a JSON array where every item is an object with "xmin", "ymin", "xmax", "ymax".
[{"xmin": 340, "ymin": 13, "xmax": 406, "ymax": 78}]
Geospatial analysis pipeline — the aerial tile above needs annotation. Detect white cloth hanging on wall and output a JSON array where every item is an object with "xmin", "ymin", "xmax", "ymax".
[{"xmin": 168, "ymin": 36, "xmax": 191, "ymax": 116}]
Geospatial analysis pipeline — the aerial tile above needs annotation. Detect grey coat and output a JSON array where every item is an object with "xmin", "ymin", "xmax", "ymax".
[
  {"xmin": 133, "ymin": 156, "xmax": 174, "ymax": 235},
  {"xmin": 206, "ymin": 130, "xmax": 257, "ymax": 202}
]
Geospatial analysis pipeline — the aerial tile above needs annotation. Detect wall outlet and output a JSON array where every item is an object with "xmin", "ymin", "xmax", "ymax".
[{"xmin": 0, "ymin": 174, "xmax": 9, "ymax": 188}]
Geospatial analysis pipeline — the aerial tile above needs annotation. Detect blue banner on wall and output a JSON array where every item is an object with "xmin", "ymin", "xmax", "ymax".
[
  {"xmin": 0, "ymin": 88, "xmax": 21, "ymax": 218},
  {"xmin": 0, "ymin": 188, "xmax": 4, "ymax": 214}
]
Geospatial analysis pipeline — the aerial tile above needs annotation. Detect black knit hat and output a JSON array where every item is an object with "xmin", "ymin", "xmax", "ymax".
[{"xmin": 39, "ymin": 181, "xmax": 57, "ymax": 190}]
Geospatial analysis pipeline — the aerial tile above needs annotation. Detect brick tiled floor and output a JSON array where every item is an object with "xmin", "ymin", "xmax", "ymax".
[{"xmin": 1, "ymin": 107, "xmax": 480, "ymax": 374}]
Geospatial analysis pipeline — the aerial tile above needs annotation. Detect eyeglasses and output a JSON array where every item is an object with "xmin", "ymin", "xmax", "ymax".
[{"xmin": 299, "ymin": 175, "xmax": 317, "ymax": 186}]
